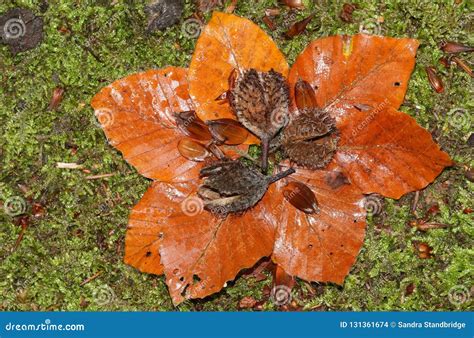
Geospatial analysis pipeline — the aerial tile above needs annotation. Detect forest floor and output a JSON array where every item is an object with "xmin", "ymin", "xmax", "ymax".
[{"xmin": 0, "ymin": 0, "xmax": 472, "ymax": 311}]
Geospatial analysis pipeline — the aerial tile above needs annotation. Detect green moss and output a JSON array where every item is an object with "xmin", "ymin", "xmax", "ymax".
[{"xmin": 0, "ymin": 0, "xmax": 472, "ymax": 311}]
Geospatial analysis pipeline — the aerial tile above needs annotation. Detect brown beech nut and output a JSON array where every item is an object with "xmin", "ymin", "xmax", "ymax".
[
  {"xmin": 282, "ymin": 181, "xmax": 319, "ymax": 214},
  {"xmin": 425, "ymin": 66, "xmax": 444, "ymax": 93},
  {"xmin": 177, "ymin": 138, "xmax": 210, "ymax": 162},
  {"xmin": 174, "ymin": 111, "xmax": 213, "ymax": 141},
  {"xmin": 439, "ymin": 41, "xmax": 474, "ymax": 54},
  {"xmin": 281, "ymin": 0, "xmax": 305, "ymax": 9},
  {"xmin": 207, "ymin": 118, "xmax": 249, "ymax": 145}
]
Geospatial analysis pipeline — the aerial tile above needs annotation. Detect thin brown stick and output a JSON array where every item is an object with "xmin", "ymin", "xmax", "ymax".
[
  {"xmin": 85, "ymin": 173, "xmax": 116, "ymax": 180},
  {"xmin": 411, "ymin": 190, "xmax": 420, "ymax": 216},
  {"xmin": 80, "ymin": 271, "xmax": 103, "ymax": 286}
]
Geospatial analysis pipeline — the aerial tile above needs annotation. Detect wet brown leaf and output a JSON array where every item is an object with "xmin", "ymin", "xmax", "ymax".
[{"xmin": 188, "ymin": 12, "xmax": 287, "ymax": 145}]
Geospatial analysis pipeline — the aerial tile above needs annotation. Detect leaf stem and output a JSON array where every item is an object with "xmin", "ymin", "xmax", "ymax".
[{"xmin": 268, "ymin": 168, "xmax": 296, "ymax": 184}]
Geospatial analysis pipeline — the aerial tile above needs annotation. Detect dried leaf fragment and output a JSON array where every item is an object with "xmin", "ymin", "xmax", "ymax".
[
  {"xmin": 452, "ymin": 56, "xmax": 473, "ymax": 77},
  {"xmin": 239, "ymin": 296, "xmax": 257, "ymax": 309},
  {"xmin": 340, "ymin": 3, "xmax": 358, "ymax": 23},
  {"xmin": 262, "ymin": 15, "xmax": 277, "ymax": 31},
  {"xmin": 285, "ymin": 14, "xmax": 315, "ymax": 38}
]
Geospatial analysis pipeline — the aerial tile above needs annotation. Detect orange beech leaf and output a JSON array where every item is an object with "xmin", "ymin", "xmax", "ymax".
[
  {"xmin": 288, "ymin": 34, "xmax": 451, "ymax": 198},
  {"xmin": 189, "ymin": 12, "xmax": 288, "ymax": 127},
  {"xmin": 91, "ymin": 67, "xmax": 204, "ymax": 183},
  {"xmin": 288, "ymin": 34, "xmax": 419, "ymax": 117},
  {"xmin": 271, "ymin": 163, "xmax": 366, "ymax": 284},
  {"xmin": 334, "ymin": 106, "xmax": 452, "ymax": 199},
  {"xmin": 124, "ymin": 182, "xmax": 166, "ymax": 275},
  {"xmin": 134, "ymin": 180, "xmax": 278, "ymax": 305},
  {"xmin": 274, "ymin": 265, "xmax": 295, "ymax": 290}
]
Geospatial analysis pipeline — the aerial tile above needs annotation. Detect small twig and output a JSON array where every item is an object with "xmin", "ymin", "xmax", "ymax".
[
  {"xmin": 415, "ymin": 222, "xmax": 451, "ymax": 231},
  {"xmin": 452, "ymin": 56, "xmax": 473, "ymax": 77},
  {"xmin": 80, "ymin": 271, "xmax": 103, "ymax": 286},
  {"xmin": 261, "ymin": 137, "xmax": 270, "ymax": 173},
  {"xmin": 56, "ymin": 162, "xmax": 84, "ymax": 169},
  {"xmin": 411, "ymin": 190, "xmax": 420, "ymax": 216},
  {"xmin": 268, "ymin": 168, "xmax": 295, "ymax": 184},
  {"xmin": 85, "ymin": 173, "xmax": 116, "ymax": 180},
  {"xmin": 12, "ymin": 227, "xmax": 27, "ymax": 252},
  {"xmin": 12, "ymin": 217, "xmax": 29, "ymax": 253}
]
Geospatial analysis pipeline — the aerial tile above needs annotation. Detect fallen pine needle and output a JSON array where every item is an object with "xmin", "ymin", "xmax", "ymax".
[
  {"xmin": 80, "ymin": 271, "xmax": 103, "ymax": 286},
  {"xmin": 415, "ymin": 222, "xmax": 450, "ymax": 231},
  {"xmin": 56, "ymin": 162, "xmax": 84, "ymax": 169},
  {"xmin": 85, "ymin": 173, "xmax": 116, "ymax": 180}
]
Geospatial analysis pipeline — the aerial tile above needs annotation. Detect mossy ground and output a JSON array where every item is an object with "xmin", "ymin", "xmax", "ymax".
[{"xmin": 0, "ymin": 0, "xmax": 472, "ymax": 311}]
